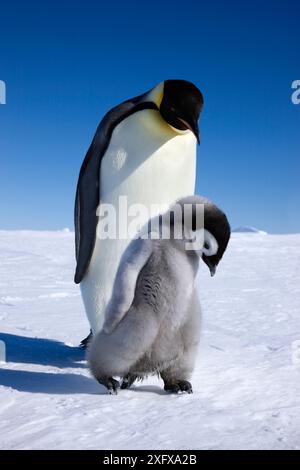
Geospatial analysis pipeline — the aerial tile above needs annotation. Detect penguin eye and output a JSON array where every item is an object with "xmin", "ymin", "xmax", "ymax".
[{"xmin": 204, "ymin": 242, "xmax": 209, "ymax": 250}]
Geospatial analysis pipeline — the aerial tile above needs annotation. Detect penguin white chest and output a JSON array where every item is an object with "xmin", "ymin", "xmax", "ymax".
[{"xmin": 100, "ymin": 109, "xmax": 197, "ymax": 207}]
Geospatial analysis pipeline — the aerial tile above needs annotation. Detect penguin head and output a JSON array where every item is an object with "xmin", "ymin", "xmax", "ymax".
[
  {"xmin": 150, "ymin": 80, "xmax": 203, "ymax": 143},
  {"xmin": 169, "ymin": 196, "xmax": 231, "ymax": 276},
  {"xmin": 199, "ymin": 200, "xmax": 231, "ymax": 277}
]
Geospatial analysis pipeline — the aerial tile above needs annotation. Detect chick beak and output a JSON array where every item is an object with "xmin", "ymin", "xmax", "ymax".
[
  {"xmin": 204, "ymin": 257, "xmax": 217, "ymax": 277},
  {"xmin": 209, "ymin": 265, "xmax": 216, "ymax": 277},
  {"xmin": 178, "ymin": 117, "xmax": 200, "ymax": 144}
]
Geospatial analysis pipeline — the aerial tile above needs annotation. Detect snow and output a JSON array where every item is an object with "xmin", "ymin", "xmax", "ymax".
[{"xmin": 0, "ymin": 229, "xmax": 300, "ymax": 450}]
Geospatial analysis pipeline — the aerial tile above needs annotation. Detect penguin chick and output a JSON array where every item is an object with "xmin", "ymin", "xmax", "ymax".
[{"xmin": 88, "ymin": 196, "xmax": 231, "ymax": 394}]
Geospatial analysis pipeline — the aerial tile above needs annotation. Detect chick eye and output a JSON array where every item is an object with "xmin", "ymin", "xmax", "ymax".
[{"xmin": 204, "ymin": 242, "xmax": 209, "ymax": 250}]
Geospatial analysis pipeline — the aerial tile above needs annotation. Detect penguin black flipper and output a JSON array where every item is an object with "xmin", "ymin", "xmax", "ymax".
[{"xmin": 74, "ymin": 94, "xmax": 157, "ymax": 284}]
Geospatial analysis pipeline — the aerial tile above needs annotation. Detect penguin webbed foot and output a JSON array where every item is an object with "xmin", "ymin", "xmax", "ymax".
[
  {"xmin": 121, "ymin": 374, "xmax": 137, "ymax": 389},
  {"xmin": 79, "ymin": 330, "xmax": 93, "ymax": 349},
  {"xmin": 97, "ymin": 376, "xmax": 120, "ymax": 395},
  {"xmin": 164, "ymin": 380, "xmax": 193, "ymax": 394}
]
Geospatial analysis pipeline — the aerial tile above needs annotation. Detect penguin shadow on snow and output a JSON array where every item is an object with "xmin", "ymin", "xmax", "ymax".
[
  {"xmin": 0, "ymin": 332, "xmax": 103, "ymax": 395},
  {"xmin": 0, "ymin": 369, "xmax": 103, "ymax": 395},
  {"xmin": 0, "ymin": 332, "xmax": 85, "ymax": 368}
]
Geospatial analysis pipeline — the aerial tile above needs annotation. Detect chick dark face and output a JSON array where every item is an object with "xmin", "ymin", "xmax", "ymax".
[
  {"xmin": 159, "ymin": 80, "xmax": 203, "ymax": 143},
  {"xmin": 201, "ymin": 205, "xmax": 231, "ymax": 276}
]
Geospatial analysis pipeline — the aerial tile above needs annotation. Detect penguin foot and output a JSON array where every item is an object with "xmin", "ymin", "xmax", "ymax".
[
  {"xmin": 97, "ymin": 376, "xmax": 120, "ymax": 395},
  {"xmin": 79, "ymin": 330, "xmax": 93, "ymax": 349},
  {"xmin": 164, "ymin": 380, "xmax": 193, "ymax": 394},
  {"xmin": 121, "ymin": 374, "xmax": 137, "ymax": 389}
]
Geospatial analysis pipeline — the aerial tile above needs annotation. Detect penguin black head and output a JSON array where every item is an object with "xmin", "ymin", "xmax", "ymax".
[
  {"xmin": 200, "ymin": 202, "xmax": 231, "ymax": 277},
  {"xmin": 169, "ymin": 196, "xmax": 230, "ymax": 276},
  {"xmin": 159, "ymin": 80, "xmax": 203, "ymax": 143}
]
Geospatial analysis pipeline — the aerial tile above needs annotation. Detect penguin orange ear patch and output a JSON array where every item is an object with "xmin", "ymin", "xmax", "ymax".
[{"xmin": 148, "ymin": 82, "xmax": 164, "ymax": 108}]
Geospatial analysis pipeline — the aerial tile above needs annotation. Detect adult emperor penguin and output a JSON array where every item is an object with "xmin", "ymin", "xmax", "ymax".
[{"xmin": 74, "ymin": 79, "xmax": 203, "ymax": 341}]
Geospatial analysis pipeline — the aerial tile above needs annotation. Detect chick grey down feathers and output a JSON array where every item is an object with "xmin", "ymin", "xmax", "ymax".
[{"xmin": 88, "ymin": 196, "xmax": 230, "ymax": 394}]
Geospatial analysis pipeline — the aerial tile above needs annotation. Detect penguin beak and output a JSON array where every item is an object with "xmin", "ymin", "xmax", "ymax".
[
  {"xmin": 209, "ymin": 265, "xmax": 216, "ymax": 277},
  {"xmin": 202, "ymin": 255, "xmax": 217, "ymax": 277},
  {"xmin": 177, "ymin": 117, "xmax": 200, "ymax": 143}
]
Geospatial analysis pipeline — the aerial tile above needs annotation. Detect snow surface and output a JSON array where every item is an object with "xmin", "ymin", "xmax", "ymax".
[{"xmin": 0, "ymin": 230, "xmax": 300, "ymax": 450}]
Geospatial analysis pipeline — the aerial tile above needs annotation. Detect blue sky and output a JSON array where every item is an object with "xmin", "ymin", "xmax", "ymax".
[{"xmin": 0, "ymin": 0, "xmax": 299, "ymax": 233}]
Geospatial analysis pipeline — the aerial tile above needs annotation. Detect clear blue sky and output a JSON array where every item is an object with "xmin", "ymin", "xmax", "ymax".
[{"xmin": 0, "ymin": 0, "xmax": 299, "ymax": 233}]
